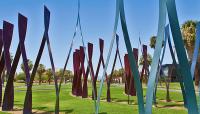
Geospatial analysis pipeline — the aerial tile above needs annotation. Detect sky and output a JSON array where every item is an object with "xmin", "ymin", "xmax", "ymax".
[{"xmin": 0, "ymin": 0, "xmax": 200, "ymax": 76}]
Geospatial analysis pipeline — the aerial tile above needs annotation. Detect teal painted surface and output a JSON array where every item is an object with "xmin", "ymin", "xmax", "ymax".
[
  {"xmin": 166, "ymin": 0, "xmax": 198, "ymax": 113},
  {"xmin": 96, "ymin": 0, "xmax": 120, "ymax": 113},
  {"xmin": 145, "ymin": 0, "xmax": 166, "ymax": 114},
  {"xmin": 119, "ymin": 0, "xmax": 145, "ymax": 113}
]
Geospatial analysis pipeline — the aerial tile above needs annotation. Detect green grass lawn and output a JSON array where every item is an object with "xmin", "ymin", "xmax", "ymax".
[{"xmin": 0, "ymin": 82, "xmax": 187, "ymax": 114}]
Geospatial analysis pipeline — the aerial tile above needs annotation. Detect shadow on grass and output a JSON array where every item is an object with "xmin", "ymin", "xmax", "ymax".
[
  {"xmin": 33, "ymin": 107, "xmax": 48, "ymax": 111},
  {"xmin": 99, "ymin": 112, "xmax": 107, "ymax": 114},
  {"xmin": 47, "ymin": 109, "xmax": 74, "ymax": 113},
  {"xmin": 160, "ymin": 104, "xmax": 183, "ymax": 108}
]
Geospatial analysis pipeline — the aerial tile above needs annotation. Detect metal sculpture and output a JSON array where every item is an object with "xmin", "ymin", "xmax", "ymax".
[
  {"xmin": 119, "ymin": 1, "xmax": 145, "ymax": 113},
  {"xmin": 124, "ymin": 54, "xmax": 130, "ymax": 95},
  {"xmin": 0, "ymin": 29, "xmax": 4, "ymax": 106},
  {"xmin": 72, "ymin": 50, "xmax": 80, "ymax": 96},
  {"xmin": 81, "ymin": 46, "xmax": 90, "ymax": 98},
  {"xmin": 166, "ymin": 25, "xmax": 187, "ymax": 107},
  {"xmin": 146, "ymin": 0, "xmax": 199, "ymax": 113},
  {"xmin": 130, "ymin": 48, "xmax": 138, "ymax": 96},
  {"xmin": 75, "ymin": 49, "xmax": 82, "ymax": 96},
  {"xmin": 107, "ymin": 34, "xmax": 125, "ymax": 102},
  {"xmin": 87, "ymin": 42, "xmax": 96, "ymax": 100},
  {"xmin": 23, "ymin": 6, "xmax": 60, "ymax": 114},
  {"xmin": 97, "ymin": 0, "xmax": 120, "ymax": 112},
  {"xmin": 56, "ymin": 0, "xmax": 96, "ymax": 111},
  {"xmin": 0, "ymin": 0, "xmax": 198, "ymax": 114},
  {"xmin": 78, "ymin": 47, "xmax": 85, "ymax": 97},
  {"xmin": 97, "ymin": 1, "xmax": 196, "ymax": 114},
  {"xmin": 191, "ymin": 22, "xmax": 200, "ymax": 109},
  {"xmin": 168, "ymin": 1, "xmax": 198, "ymax": 113},
  {"xmin": 153, "ymin": 25, "xmax": 168, "ymax": 105},
  {"xmin": 191, "ymin": 22, "xmax": 200, "ymax": 80},
  {"xmin": 97, "ymin": 0, "xmax": 144, "ymax": 113},
  {"xmin": 2, "ymin": 21, "xmax": 14, "ymax": 111},
  {"xmin": 124, "ymin": 48, "xmax": 138, "ymax": 97},
  {"xmin": 58, "ymin": 0, "xmax": 97, "ymax": 111},
  {"xmin": 72, "ymin": 43, "xmax": 94, "ymax": 98},
  {"xmin": 94, "ymin": 39, "xmax": 108, "ymax": 100},
  {"xmin": 140, "ymin": 45, "xmax": 149, "ymax": 82}
]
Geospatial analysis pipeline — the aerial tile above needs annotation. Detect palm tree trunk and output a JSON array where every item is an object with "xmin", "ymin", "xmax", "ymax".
[
  {"xmin": 165, "ymin": 78, "xmax": 171, "ymax": 102},
  {"xmin": 39, "ymin": 74, "xmax": 41, "ymax": 85}
]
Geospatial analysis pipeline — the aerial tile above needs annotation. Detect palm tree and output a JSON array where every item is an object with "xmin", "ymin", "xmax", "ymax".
[
  {"xmin": 150, "ymin": 36, "xmax": 157, "ymax": 49},
  {"xmin": 45, "ymin": 68, "xmax": 52, "ymax": 85},
  {"xmin": 181, "ymin": 20, "xmax": 200, "ymax": 86},
  {"xmin": 149, "ymin": 36, "xmax": 165, "ymax": 49},
  {"xmin": 20, "ymin": 59, "xmax": 33, "ymax": 72},
  {"xmin": 139, "ymin": 54, "xmax": 152, "ymax": 67},
  {"xmin": 181, "ymin": 20, "xmax": 197, "ymax": 60},
  {"xmin": 37, "ymin": 64, "xmax": 46, "ymax": 85}
]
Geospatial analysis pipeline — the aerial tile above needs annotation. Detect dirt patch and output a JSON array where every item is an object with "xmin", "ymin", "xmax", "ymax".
[
  {"xmin": 155, "ymin": 100, "xmax": 185, "ymax": 110},
  {"xmin": 0, "ymin": 107, "xmax": 50, "ymax": 114}
]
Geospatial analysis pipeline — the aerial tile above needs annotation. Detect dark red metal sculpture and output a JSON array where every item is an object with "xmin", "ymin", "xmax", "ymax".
[
  {"xmin": 79, "ymin": 46, "xmax": 90, "ymax": 98},
  {"xmin": 93, "ymin": 39, "xmax": 108, "ymax": 100},
  {"xmin": 0, "ymin": 29, "xmax": 4, "ymax": 106},
  {"xmin": 140, "ymin": 45, "xmax": 149, "ymax": 82},
  {"xmin": 72, "ymin": 51, "xmax": 78, "ymax": 95},
  {"xmin": 107, "ymin": 35, "xmax": 124, "ymax": 102},
  {"xmin": 75, "ymin": 49, "xmax": 82, "ymax": 96},
  {"xmin": 129, "ymin": 48, "xmax": 138, "ymax": 96},
  {"xmin": 2, "ymin": 21, "xmax": 14, "ymax": 111},
  {"xmin": 23, "ymin": 6, "xmax": 60, "ymax": 114},
  {"xmin": 72, "ymin": 43, "xmax": 94, "ymax": 99},
  {"xmin": 87, "ymin": 43, "xmax": 96, "ymax": 99},
  {"xmin": 72, "ymin": 49, "xmax": 81, "ymax": 96},
  {"xmin": 124, "ymin": 54, "xmax": 129, "ymax": 95},
  {"xmin": 2, "ymin": 14, "xmax": 30, "ymax": 112},
  {"xmin": 124, "ymin": 48, "xmax": 138, "ymax": 97}
]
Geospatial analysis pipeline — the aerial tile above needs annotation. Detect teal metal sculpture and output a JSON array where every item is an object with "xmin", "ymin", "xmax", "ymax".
[
  {"xmin": 97, "ymin": 0, "xmax": 145, "ymax": 113},
  {"xmin": 0, "ymin": 0, "xmax": 199, "ymax": 114},
  {"xmin": 166, "ymin": 0, "xmax": 198, "ymax": 113},
  {"xmin": 98, "ymin": 0, "xmax": 199, "ymax": 114}
]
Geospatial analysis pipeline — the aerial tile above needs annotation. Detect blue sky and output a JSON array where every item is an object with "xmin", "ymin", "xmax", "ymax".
[{"xmin": 0, "ymin": 0, "xmax": 200, "ymax": 75}]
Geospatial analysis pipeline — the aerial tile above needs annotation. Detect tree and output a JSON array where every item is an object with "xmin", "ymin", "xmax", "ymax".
[
  {"xmin": 20, "ymin": 59, "xmax": 33, "ymax": 84},
  {"xmin": 109, "ymin": 69, "xmax": 124, "ymax": 84},
  {"xmin": 55, "ymin": 69, "xmax": 73, "ymax": 83},
  {"xmin": 181, "ymin": 20, "xmax": 200, "ymax": 86},
  {"xmin": 150, "ymin": 20, "xmax": 197, "ymax": 57},
  {"xmin": 139, "ymin": 54, "xmax": 152, "ymax": 67},
  {"xmin": 56, "ymin": 69, "xmax": 62, "ymax": 80},
  {"xmin": 64, "ymin": 70, "xmax": 73, "ymax": 83},
  {"xmin": 20, "ymin": 59, "xmax": 33, "ymax": 73},
  {"xmin": 45, "ymin": 68, "xmax": 52, "ymax": 85},
  {"xmin": 150, "ymin": 36, "xmax": 157, "ymax": 49},
  {"xmin": 16, "ymin": 72, "xmax": 26, "ymax": 82},
  {"xmin": 181, "ymin": 20, "xmax": 197, "ymax": 61},
  {"xmin": 37, "ymin": 64, "xmax": 46, "ymax": 85}
]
